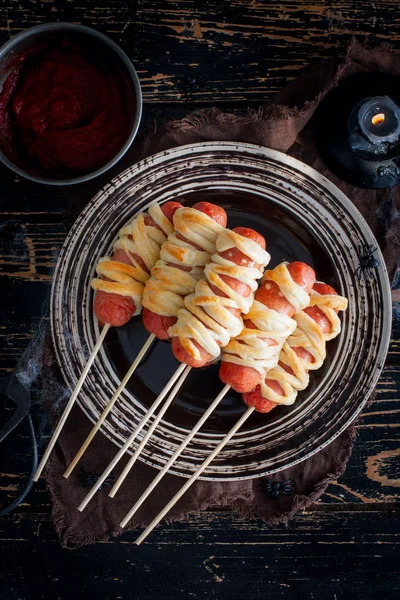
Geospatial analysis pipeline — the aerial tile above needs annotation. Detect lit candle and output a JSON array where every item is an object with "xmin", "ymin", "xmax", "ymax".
[{"xmin": 358, "ymin": 95, "xmax": 400, "ymax": 144}]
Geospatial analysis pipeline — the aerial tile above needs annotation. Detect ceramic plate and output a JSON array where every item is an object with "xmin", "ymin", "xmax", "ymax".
[{"xmin": 50, "ymin": 142, "xmax": 391, "ymax": 480}]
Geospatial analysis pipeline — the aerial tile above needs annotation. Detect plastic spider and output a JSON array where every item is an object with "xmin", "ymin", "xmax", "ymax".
[
  {"xmin": 260, "ymin": 478, "xmax": 295, "ymax": 500},
  {"xmin": 355, "ymin": 245, "xmax": 380, "ymax": 280},
  {"xmin": 79, "ymin": 468, "xmax": 114, "ymax": 491},
  {"xmin": 182, "ymin": 73, "xmax": 209, "ymax": 95}
]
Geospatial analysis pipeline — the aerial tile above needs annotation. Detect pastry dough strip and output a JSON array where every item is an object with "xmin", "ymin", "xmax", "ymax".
[
  {"xmin": 258, "ymin": 286, "xmax": 348, "ymax": 405},
  {"xmin": 221, "ymin": 262, "xmax": 312, "ymax": 376},
  {"xmin": 91, "ymin": 203, "xmax": 174, "ymax": 316},
  {"xmin": 169, "ymin": 229, "xmax": 271, "ymax": 361},
  {"xmin": 142, "ymin": 207, "xmax": 225, "ymax": 317}
]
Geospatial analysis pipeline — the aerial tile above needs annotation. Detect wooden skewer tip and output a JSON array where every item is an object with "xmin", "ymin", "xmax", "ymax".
[
  {"xmin": 134, "ymin": 406, "xmax": 254, "ymax": 544},
  {"xmin": 63, "ymin": 333, "xmax": 156, "ymax": 479},
  {"xmin": 119, "ymin": 384, "xmax": 231, "ymax": 528},
  {"xmin": 109, "ymin": 364, "xmax": 192, "ymax": 497},
  {"xmin": 33, "ymin": 323, "xmax": 111, "ymax": 482},
  {"xmin": 77, "ymin": 362, "xmax": 188, "ymax": 511}
]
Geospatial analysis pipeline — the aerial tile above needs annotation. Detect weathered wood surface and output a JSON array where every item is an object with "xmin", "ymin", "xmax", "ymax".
[
  {"xmin": 1, "ymin": 0, "xmax": 400, "ymax": 105},
  {"xmin": 0, "ymin": 1, "xmax": 399, "ymax": 599},
  {"xmin": 0, "ymin": 511, "xmax": 398, "ymax": 600}
]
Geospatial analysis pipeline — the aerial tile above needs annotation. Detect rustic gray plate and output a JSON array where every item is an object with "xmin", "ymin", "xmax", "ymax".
[{"xmin": 50, "ymin": 142, "xmax": 392, "ymax": 481}]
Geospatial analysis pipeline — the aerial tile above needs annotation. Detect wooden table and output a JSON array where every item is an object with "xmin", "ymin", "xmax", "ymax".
[{"xmin": 0, "ymin": 2, "xmax": 399, "ymax": 598}]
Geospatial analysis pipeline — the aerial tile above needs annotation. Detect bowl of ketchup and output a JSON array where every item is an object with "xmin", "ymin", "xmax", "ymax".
[{"xmin": 0, "ymin": 23, "xmax": 142, "ymax": 185}]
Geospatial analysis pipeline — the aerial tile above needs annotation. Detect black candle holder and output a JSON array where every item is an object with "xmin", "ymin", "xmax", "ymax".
[{"xmin": 315, "ymin": 73, "xmax": 400, "ymax": 189}]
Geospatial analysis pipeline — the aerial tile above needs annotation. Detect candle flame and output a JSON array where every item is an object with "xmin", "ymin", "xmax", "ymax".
[{"xmin": 371, "ymin": 113, "xmax": 385, "ymax": 126}]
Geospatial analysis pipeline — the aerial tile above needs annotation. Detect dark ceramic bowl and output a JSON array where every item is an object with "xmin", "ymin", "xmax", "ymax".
[
  {"xmin": 50, "ymin": 142, "xmax": 391, "ymax": 481},
  {"xmin": 0, "ymin": 23, "xmax": 142, "ymax": 185}
]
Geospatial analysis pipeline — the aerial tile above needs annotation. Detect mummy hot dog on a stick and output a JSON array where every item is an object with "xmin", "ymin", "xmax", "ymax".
[
  {"xmin": 65, "ymin": 202, "xmax": 227, "ymax": 478},
  {"xmin": 78, "ymin": 224, "xmax": 272, "ymax": 507},
  {"xmin": 130, "ymin": 281, "xmax": 348, "ymax": 544},
  {"xmin": 35, "ymin": 201, "xmax": 181, "ymax": 482},
  {"xmin": 104, "ymin": 226, "xmax": 271, "ymax": 496},
  {"xmin": 116, "ymin": 260, "xmax": 316, "ymax": 523}
]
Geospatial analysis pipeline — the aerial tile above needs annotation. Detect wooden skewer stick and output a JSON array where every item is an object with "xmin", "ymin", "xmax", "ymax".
[
  {"xmin": 109, "ymin": 365, "xmax": 194, "ymax": 497},
  {"xmin": 33, "ymin": 323, "xmax": 111, "ymax": 482},
  {"xmin": 135, "ymin": 406, "xmax": 255, "ymax": 545},
  {"xmin": 64, "ymin": 334, "xmax": 156, "ymax": 479},
  {"xmin": 119, "ymin": 384, "xmax": 231, "ymax": 525},
  {"xmin": 77, "ymin": 361, "xmax": 189, "ymax": 512}
]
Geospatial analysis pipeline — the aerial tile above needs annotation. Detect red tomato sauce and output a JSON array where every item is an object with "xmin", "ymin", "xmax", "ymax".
[{"xmin": 0, "ymin": 39, "xmax": 134, "ymax": 177}]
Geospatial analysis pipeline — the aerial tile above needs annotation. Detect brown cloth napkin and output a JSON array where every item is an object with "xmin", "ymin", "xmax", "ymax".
[{"xmin": 36, "ymin": 40, "xmax": 399, "ymax": 547}]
